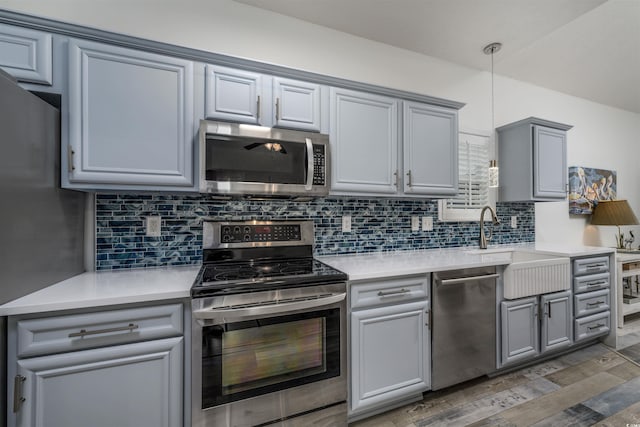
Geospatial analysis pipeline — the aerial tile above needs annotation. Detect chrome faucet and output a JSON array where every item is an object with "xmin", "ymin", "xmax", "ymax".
[{"xmin": 479, "ymin": 206, "xmax": 500, "ymax": 249}]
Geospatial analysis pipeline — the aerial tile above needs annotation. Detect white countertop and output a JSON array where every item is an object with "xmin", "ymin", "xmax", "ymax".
[
  {"xmin": 0, "ymin": 243, "xmax": 614, "ymax": 316},
  {"xmin": 319, "ymin": 243, "xmax": 615, "ymax": 281},
  {"xmin": 0, "ymin": 266, "xmax": 200, "ymax": 316}
]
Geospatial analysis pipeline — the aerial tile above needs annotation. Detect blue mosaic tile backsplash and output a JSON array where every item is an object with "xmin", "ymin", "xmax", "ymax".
[{"xmin": 95, "ymin": 194, "xmax": 535, "ymax": 270}]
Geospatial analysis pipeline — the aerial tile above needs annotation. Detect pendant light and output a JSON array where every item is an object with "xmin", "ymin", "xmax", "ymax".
[{"xmin": 483, "ymin": 42, "xmax": 501, "ymax": 188}]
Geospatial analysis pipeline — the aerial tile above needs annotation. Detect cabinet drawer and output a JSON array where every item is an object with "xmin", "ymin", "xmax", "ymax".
[
  {"xmin": 573, "ymin": 256, "xmax": 609, "ymax": 276},
  {"xmin": 17, "ymin": 303, "xmax": 183, "ymax": 357},
  {"xmin": 574, "ymin": 311, "xmax": 610, "ymax": 342},
  {"xmin": 574, "ymin": 272, "xmax": 609, "ymax": 294},
  {"xmin": 574, "ymin": 289, "xmax": 610, "ymax": 317},
  {"xmin": 350, "ymin": 275, "xmax": 429, "ymax": 309}
]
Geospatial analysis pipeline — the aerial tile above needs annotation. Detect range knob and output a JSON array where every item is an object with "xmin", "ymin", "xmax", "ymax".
[
  {"xmin": 222, "ymin": 235, "xmax": 231, "ymax": 242},
  {"xmin": 234, "ymin": 226, "xmax": 241, "ymax": 234},
  {"xmin": 244, "ymin": 234, "xmax": 251, "ymax": 242}
]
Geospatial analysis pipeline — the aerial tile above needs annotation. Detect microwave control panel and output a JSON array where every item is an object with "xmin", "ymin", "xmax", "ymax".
[{"xmin": 312, "ymin": 144, "xmax": 326, "ymax": 186}]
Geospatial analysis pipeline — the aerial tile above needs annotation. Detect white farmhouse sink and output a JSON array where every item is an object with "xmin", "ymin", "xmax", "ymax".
[{"xmin": 503, "ymin": 251, "xmax": 570, "ymax": 299}]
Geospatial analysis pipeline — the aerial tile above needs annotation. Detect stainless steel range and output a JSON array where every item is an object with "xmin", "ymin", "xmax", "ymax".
[{"xmin": 191, "ymin": 220, "xmax": 348, "ymax": 427}]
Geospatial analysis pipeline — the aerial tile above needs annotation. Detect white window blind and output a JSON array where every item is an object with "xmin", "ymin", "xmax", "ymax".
[{"xmin": 438, "ymin": 130, "xmax": 495, "ymax": 222}]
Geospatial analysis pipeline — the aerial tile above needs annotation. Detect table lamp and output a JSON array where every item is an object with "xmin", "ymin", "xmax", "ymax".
[{"xmin": 590, "ymin": 200, "xmax": 639, "ymax": 249}]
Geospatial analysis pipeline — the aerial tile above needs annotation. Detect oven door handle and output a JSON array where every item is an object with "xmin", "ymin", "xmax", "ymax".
[{"xmin": 193, "ymin": 292, "xmax": 346, "ymax": 320}]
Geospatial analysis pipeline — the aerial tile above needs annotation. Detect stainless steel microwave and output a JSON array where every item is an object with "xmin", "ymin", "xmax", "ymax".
[{"xmin": 198, "ymin": 120, "xmax": 330, "ymax": 198}]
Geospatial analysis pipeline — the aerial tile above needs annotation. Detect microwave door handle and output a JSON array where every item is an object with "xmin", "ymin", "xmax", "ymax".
[{"xmin": 305, "ymin": 138, "xmax": 314, "ymax": 190}]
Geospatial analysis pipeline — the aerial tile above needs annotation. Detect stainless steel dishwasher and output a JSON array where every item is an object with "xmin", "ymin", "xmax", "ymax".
[{"xmin": 431, "ymin": 267, "xmax": 499, "ymax": 390}]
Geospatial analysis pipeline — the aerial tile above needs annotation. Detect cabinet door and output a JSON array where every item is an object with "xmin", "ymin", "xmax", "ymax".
[
  {"xmin": 13, "ymin": 337, "xmax": 183, "ymax": 427},
  {"xmin": 533, "ymin": 125, "xmax": 567, "ymax": 199},
  {"xmin": 403, "ymin": 102, "xmax": 458, "ymax": 196},
  {"xmin": 330, "ymin": 88, "xmax": 398, "ymax": 194},
  {"xmin": 205, "ymin": 64, "xmax": 263, "ymax": 124},
  {"xmin": 350, "ymin": 301, "xmax": 429, "ymax": 413},
  {"xmin": 501, "ymin": 297, "xmax": 539, "ymax": 365},
  {"xmin": 0, "ymin": 24, "xmax": 52, "ymax": 85},
  {"xmin": 67, "ymin": 39, "xmax": 195, "ymax": 189},
  {"xmin": 273, "ymin": 77, "xmax": 321, "ymax": 131},
  {"xmin": 540, "ymin": 291, "xmax": 573, "ymax": 353}
]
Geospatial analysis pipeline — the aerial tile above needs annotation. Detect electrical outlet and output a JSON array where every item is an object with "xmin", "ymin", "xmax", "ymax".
[
  {"xmin": 411, "ymin": 216, "xmax": 420, "ymax": 232},
  {"xmin": 342, "ymin": 215, "xmax": 352, "ymax": 233},
  {"xmin": 511, "ymin": 215, "xmax": 518, "ymax": 229},
  {"xmin": 146, "ymin": 216, "xmax": 162, "ymax": 237},
  {"xmin": 422, "ymin": 216, "xmax": 433, "ymax": 231}
]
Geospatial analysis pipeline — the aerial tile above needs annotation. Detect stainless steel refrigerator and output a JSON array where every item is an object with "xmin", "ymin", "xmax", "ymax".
[{"xmin": 0, "ymin": 69, "xmax": 86, "ymax": 426}]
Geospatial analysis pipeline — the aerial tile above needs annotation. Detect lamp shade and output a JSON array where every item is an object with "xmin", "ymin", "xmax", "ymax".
[{"xmin": 591, "ymin": 200, "xmax": 639, "ymax": 226}]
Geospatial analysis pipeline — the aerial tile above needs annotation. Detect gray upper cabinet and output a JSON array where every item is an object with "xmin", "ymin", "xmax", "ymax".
[
  {"xmin": 497, "ymin": 117, "xmax": 571, "ymax": 202},
  {"xmin": 0, "ymin": 23, "xmax": 52, "ymax": 85},
  {"xmin": 66, "ymin": 38, "xmax": 196, "ymax": 190},
  {"xmin": 330, "ymin": 88, "xmax": 459, "ymax": 197},
  {"xmin": 403, "ymin": 101, "xmax": 458, "ymax": 196},
  {"xmin": 273, "ymin": 76, "xmax": 322, "ymax": 132},
  {"xmin": 205, "ymin": 64, "xmax": 263, "ymax": 125},
  {"xmin": 330, "ymin": 87, "xmax": 399, "ymax": 195},
  {"xmin": 205, "ymin": 65, "xmax": 326, "ymax": 131}
]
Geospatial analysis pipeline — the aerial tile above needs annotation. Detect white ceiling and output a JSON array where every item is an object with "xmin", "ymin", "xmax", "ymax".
[{"xmin": 234, "ymin": 0, "xmax": 640, "ymax": 114}]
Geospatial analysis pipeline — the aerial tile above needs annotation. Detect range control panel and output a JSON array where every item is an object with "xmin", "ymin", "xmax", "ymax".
[{"xmin": 220, "ymin": 224, "xmax": 302, "ymax": 243}]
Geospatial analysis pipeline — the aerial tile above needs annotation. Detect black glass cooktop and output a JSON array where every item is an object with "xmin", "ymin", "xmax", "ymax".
[{"xmin": 191, "ymin": 258, "xmax": 347, "ymax": 298}]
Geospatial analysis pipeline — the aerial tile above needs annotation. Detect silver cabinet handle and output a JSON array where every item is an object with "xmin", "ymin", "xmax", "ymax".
[
  {"xmin": 13, "ymin": 375, "xmax": 25, "ymax": 413},
  {"xmin": 588, "ymin": 323, "xmax": 606, "ymax": 330},
  {"xmin": 439, "ymin": 273, "xmax": 500, "ymax": 286},
  {"xmin": 256, "ymin": 95, "xmax": 261, "ymax": 120},
  {"xmin": 305, "ymin": 137, "xmax": 314, "ymax": 190},
  {"xmin": 377, "ymin": 288, "xmax": 410, "ymax": 297},
  {"xmin": 586, "ymin": 301, "xmax": 605, "ymax": 306},
  {"xmin": 67, "ymin": 145, "xmax": 75, "ymax": 172},
  {"xmin": 393, "ymin": 170, "xmax": 399, "ymax": 187},
  {"xmin": 586, "ymin": 281, "xmax": 606, "ymax": 287},
  {"xmin": 68, "ymin": 323, "xmax": 139, "ymax": 338},
  {"xmin": 586, "ymin": 263, "xmax": 606, "ymax": 270},
  {"xmin": 406, "ymin": 170, "xmax": 412, "ymax": 187},
  {"xmin": 275, "ymin": 97, "xmax": 280, "ymax": 121}
]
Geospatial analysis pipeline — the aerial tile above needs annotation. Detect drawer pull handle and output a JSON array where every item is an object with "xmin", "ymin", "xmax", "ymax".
[
  {"xmin": 586, "ymin": 282, "xmax": 606, "ymax": 287},
  {"xmin": 587, "ymin": 323, "xmax": 606, "ymax": 330},
  {"xmin": 378, "ymin": 288, "xmax": 410, "ymax": 297},
  {"xmin": 13, "ymin": 375, "xmax": 25, "ymax": 413},
  {"xmin": 585, "ymin": 264, "xmax": 606, "ymax": 270},
  {"xmin": 587, "ymin": 301, "xmax": 605, "ymax": 306},
  {"xmin": 68, "ymin": 323, "xmax": 139, "ymax": 338}
]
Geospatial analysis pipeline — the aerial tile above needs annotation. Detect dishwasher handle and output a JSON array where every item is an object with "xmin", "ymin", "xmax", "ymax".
[{"xmin": 438, "ymin": 273, "xmax": 500, "ymax": 286}]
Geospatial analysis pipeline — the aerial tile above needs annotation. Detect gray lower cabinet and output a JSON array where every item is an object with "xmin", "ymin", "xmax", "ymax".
[
  {"xmin": 349, "ymin": 275, "xmax": 429, "ymax": 419},
  {"xmin": 0, "ymin": 23, "xmax": 52, "ymax": 85},
  {"xmin": 497, "ymin": 117, "xmax": 572, "ymax": 202},
  {"xmin": 65, "ymin": 38, "xmax": 196, "ymax": 190},
  {"xmin": 8, "ymin": 303, "xmax": 184, "ymax": 427},
  {"xmin": 501, "ymin": 290, "xmax": 572, "ymax": 366},
  {"xmin": 572, "ymin": 256, "xmax": 612, "ymax": 342}
]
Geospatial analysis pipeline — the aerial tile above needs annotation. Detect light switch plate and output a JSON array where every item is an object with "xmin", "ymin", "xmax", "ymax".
[
  {"xmin": 411, "ymin": 216, "xmax": 420, "ymax": 232},
  {"xmin": 342, "ymin": 215, "xmax": 352, "ymax": 233},
  {"xmin": 511, "ymin": 216, "xmax": 517, "ymax": 229},
  {"xmin": 422, "ymin": 216, "xmax": 433, "ymax": 231}
]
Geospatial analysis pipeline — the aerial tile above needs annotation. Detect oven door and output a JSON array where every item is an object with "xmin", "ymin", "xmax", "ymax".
[{"xmin": 191, "ymin": 285, "xmax": 347, "ymax": 427}]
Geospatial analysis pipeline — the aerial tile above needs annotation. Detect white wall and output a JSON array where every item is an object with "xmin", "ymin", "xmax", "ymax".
[{"xmin": 3, "ymin": 0, "xmax": 639, "ymax": 247}]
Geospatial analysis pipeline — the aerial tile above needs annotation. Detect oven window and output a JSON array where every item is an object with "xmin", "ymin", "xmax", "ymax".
[
  {"xmin": 201, "ymin": 308, "xmax": 341, "ymax": 408},
  {"xmin": 205, "ymin": 135, "xmax": 307, "ymax": 184}
]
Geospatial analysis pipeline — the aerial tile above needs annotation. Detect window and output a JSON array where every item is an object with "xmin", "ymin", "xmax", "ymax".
[{"xmin": 438, "ymin": 129, "xmax": 495, "ymax": 222}]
